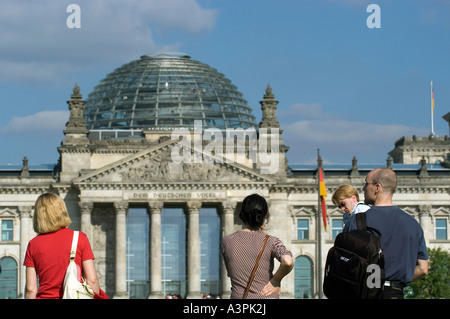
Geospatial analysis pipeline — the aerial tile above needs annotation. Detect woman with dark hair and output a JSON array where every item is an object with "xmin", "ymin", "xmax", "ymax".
[{"xmin": 222, "ymin": 194, "xmax": 293, "ymax": 299}]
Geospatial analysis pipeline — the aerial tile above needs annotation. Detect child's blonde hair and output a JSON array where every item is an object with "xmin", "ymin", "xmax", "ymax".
[{"xmin": 331, "ymin": 184, "xmax": 360, "ymax": 205}]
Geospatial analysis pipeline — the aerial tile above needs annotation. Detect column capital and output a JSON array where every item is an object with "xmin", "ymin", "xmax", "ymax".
[
  {"xmin": 114, "ymin": 201, "xmax": 128, "ymax": 214},
  {"xmin": 186, "ymin": 201, "xmax": 202, "ymax": 212},
  {"xmin": 79, "ymin": 201, "xmax": 93, "ymax": 214},
  {"xmin": 418, "ymin": 205, "xmax": 432, "ymax": 217},
  {"xmin": 148, "ymin": 201, "xmax": 164, "ymax": 213},
  {"xmin": 221, "ymin": 201, "xmax": 236, "ymax": 214},
  {"xmin": 18, "ymin": 206, "xmax": 33, "ymax": 218}
]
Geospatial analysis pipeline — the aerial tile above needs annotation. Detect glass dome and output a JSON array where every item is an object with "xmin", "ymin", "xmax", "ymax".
[{"xmin": 84, "ymin": 53, "xmax": 257, "ymax": 132}]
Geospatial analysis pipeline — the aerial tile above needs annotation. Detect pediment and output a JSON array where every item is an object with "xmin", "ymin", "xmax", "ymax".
[
  {"xmin": 74, "ymin": 139, "xmax": 275, "ymax": 185},
  {"xmin": 0, "ymin": 208, "xmax": 18, "ymax": 218}
]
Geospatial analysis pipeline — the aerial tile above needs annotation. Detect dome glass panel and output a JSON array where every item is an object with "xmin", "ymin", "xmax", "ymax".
[{"xmin": 84, "ymin": 53, "xmax": 257, "ymax": 132}]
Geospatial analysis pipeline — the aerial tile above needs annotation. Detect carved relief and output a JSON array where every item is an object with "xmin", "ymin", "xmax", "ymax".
[
  {"xmin": 79, "ymin": 143, "xmax": 265, "ymax": 184},
  {"xmin": 119, "ymin": 149, "xmax": 228, "ymax": 182}
]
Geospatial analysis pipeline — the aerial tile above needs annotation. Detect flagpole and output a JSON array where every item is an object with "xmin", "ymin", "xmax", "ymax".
[
  {"xmin": 431, "ymin": 81, "xmax": 435, "ymax": 136},
  {"xmin": 317, "ymin": 149, "xmax": 323, "ymax": 299}
]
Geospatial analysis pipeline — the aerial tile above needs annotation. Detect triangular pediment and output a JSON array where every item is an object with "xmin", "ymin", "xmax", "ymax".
[
  {"xmin": 74, "ymin": 139, "xmax": 275, "ymax": 185},
  {"xmin": 0, "ymin": 208, "xmax": 17, "ymax": 218}
]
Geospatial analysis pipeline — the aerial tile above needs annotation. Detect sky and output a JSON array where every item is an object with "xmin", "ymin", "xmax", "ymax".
[{"xmin": 0, "ymin": 0, "xmax": 449, "ymax": 167}]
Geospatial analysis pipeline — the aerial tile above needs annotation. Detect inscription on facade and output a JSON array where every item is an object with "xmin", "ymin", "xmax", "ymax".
[{"xmin": 125, "ymin": 191, "xmax": 225, "ymax": 201}]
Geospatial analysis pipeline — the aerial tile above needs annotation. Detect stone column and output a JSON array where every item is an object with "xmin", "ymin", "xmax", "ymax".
[
  {"xmin": 220, "ymin": 201, "xmax": 235, "ymax": 298},
  {"xmin": 419, "ymin": 205, "xmax": 433, "ymax": 241},
  {"xmin": 113, "ymin": 201, "xmax": 129, "ymax": 299},
  {"xmin": 221, "ymin": 201, "xmax": 235, "ymax": 237},
  {"xmin": 79, "ymin": 201, "xmax": 93, "ymax": 239},
  {"xmin": 19, "ymin": 206, "xmax": 33, "ymax": 299},
  {"xmin": 186, "ymin": 201, "xmax": 202, "ymax": 299},
  {"xmin": 148, "ymin": 201, "xmax": 164, "ymax": 299}
]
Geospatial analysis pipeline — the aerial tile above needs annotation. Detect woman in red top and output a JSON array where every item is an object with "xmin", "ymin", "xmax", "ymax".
[{"xmin": 24, "ymin": 193, "xmax": 100, "ymax": 299}]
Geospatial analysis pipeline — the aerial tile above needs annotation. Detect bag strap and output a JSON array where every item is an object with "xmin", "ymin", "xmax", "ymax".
[
  {"xmin": 356, "ymin": 213, "xmax": 367, "ymax": 230},
  {"xmin": 243, "ymin": 234, "xmax": 269, "ymax": 299},
  {"xmin": 355, "ymin": 213, "xmax": 382, "ymax": 237},
  {"xmin": 70, "ymin": 231, "xmax": 79, "ymax": 261}
]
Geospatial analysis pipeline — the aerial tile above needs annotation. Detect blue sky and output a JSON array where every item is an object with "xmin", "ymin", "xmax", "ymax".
[{"xmin": 0, "ymin": 0, "xmax": 449, "ymax": 166}]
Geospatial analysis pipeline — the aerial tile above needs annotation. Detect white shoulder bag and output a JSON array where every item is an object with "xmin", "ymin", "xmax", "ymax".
[{"xmin": 62, "ymin": 231, "xmax": 95, "ymax": 299}]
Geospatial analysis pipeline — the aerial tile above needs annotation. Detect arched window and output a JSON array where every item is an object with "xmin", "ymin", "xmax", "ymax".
[
  {"xmin": 294, "ymin": 256, "xmax": 313, "ymax": 299},
  {"xmin": 0, "ymin": 257, "xmax": 18, "ymax": 299}
]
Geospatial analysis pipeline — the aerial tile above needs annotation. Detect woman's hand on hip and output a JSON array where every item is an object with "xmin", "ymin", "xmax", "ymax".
[{"xmin": 261, "ymin": 278, "xmax": 281, "ymax": 296}]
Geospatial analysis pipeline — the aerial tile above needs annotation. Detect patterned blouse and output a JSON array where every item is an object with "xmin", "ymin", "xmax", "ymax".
[{"xmin": 221, "ymin": 230, "xmax": 292, "ymax": 299}]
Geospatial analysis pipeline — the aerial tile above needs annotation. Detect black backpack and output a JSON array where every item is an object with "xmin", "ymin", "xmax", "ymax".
[{"xmin": 323, "ymin": 213, "xmax": 385, "ymax": 299}]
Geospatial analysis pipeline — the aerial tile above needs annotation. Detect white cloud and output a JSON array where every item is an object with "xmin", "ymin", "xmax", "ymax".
[
  {"xmin": 131, "ymin": 0, "xmax": 218, "ymax": 33},
  {"xmin": 0, "ymin": 0, "xmax": 218, "ymax": 83},
  {"xmin": 281, "ymin": 102, "xmax": 430, "ymax": 164},
  {"xmin": 1, "ymin": 110, "xmax": 69, "ymax": 135}
]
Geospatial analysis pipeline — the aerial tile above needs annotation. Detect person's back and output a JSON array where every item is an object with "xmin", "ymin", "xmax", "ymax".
[
  {"xmin": 222, "ymin": 230, "xmax": 290, "ymax": 299},
  {"xmin": 345, "ymin": 206, "xmax": 428, "ymax": 285},
  {"xmin": 221, "ymin": 194, "xmax": 293, "ymax": 299},
  {"xmin": 24, "ymin": 228, "xmax": 94, "ymax": 299},
  {"xmin": 24, "ymin": 193, "xmax": 99, "ymax": 299}
]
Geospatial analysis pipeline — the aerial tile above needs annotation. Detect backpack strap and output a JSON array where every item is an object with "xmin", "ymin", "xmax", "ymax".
[
  {"xmin": 355, "ymin": 213, "xmax": 367, "ymax": 231},
  {"xmin": 355, "ymin": 213, "xmax": 382, "ymax": 237},
  {"xmin": 70, "ymin": 231, "xmax": 80, "ymax": 261}
]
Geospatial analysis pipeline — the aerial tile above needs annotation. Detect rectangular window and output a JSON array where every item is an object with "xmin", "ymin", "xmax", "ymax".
[
  {"xmin": 297, "ymin": 219, "xmax": 309, "ymax": 240},
  {"xmin": 199, "ymin": 207, "xmax": 221, "ymax": 296},
  {"xmin": 126, "ymin": 208, "xmax": 149, "ymax": 299},
  {"xmin": 161, "ymin": 207, "xmax": 187, "ymax": 298},
  {"xmin": 1, "ymin": 220, "xmax": 13, "ymax": 241},
  {"xmin": 332, "ymin": 219, "xmax": 344, "ymax": 240},
  {"xmin": 436, "ymin": 218, "xmax": 448, "ymax": 240}
]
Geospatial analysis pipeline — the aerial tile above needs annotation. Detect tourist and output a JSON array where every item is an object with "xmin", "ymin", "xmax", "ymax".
[
  {"xmin": 24, "ymin": 193, "xmax": 100, "ymax": 299},
  {"xmin": 344, "ymin": 168, "xmax": 429, "ymax": 299},
  {"xmin": 222, "ymin": 194, "xmax": 293, "ymax": 298},
  {"xmin": 332, "ymin": 184, "xmax": 371, "ymax": 225}
]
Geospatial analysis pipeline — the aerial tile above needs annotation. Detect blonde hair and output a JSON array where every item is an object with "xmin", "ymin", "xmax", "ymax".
[
  {"xmin": 332, "ymin": 184, "xmax": 360, "ymax": 205},
  {"xmin": 33, "ymin": 193, "xmax": 71, "ymax": 234}
]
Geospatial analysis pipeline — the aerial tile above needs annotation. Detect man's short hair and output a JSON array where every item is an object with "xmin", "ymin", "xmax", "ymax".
[{"xmin": 372, "ymin": 168, "xmax": 397, "ymax": 194}]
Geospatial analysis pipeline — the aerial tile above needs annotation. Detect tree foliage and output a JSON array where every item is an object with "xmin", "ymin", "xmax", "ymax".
[{"xmin": 405, "ymin": 247, "xmax": 450, "ymax": 299}]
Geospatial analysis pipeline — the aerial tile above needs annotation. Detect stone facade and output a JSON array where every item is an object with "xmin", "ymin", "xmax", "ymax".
[
  {"xmin": 0, "ymin": 86, "xmax": 449, "ymax": 299},
  {"xmin": 389, "ymin": 135, "xmax": 450, "ymax": 165},
  {"xmin": 389, "ymin": 111, "xmax": 450, "ymax": 166}
]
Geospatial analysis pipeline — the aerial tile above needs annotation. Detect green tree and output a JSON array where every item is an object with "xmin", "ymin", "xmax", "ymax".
[{"xmin": 405, "ymin": 247, "xmax": 450, "ymax": 299}]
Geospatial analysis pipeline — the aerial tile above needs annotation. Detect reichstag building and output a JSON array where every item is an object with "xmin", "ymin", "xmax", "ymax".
[{"xmin": 1, "ymin": 53, "xmax": 449, "ymax": 299}]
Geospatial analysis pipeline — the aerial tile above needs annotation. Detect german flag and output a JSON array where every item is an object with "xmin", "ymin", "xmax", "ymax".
[{"xmin": 319, "ymin": 167, "xmax": 327, "ymax": 230}]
